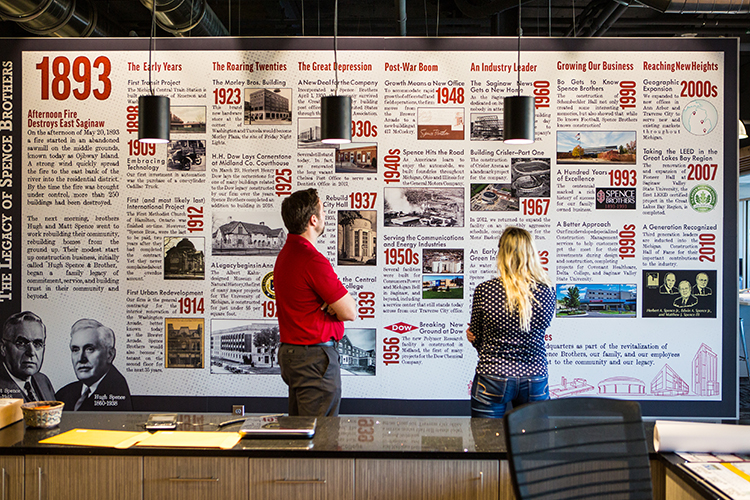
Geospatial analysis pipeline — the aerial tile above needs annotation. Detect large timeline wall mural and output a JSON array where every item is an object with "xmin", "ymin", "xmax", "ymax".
[{"xmin": 0, "ymin": 36, "xmax": 738, "ymax": 417}]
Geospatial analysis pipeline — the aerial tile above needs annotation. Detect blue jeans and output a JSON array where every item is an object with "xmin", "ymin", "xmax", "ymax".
[{"xmin": 470, "ymin": 373, "xmax": 549, "ymax": 418}]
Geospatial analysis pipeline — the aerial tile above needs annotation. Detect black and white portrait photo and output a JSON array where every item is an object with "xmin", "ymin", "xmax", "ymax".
[
  {"xmin": 55, "ymin": 318, "xmax": 133, "ymax": 411},
  {"xmin": 642, "ymin": 270, "xmax": 717, "ymax": 318}
]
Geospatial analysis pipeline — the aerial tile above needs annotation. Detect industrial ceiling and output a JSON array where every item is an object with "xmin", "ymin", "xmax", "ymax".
[{"xmin": 2, "ymin": 0, "xmax": 750, "ymax": 158}]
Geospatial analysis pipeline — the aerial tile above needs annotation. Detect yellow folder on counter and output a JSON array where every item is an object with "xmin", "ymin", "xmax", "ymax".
[
  {"xmin": 39, "ymin": 429, "xmax": 241, "ymax": 449},
  {"xmin": 39, "ymin": 429, "xmax": 149, "ymax": 449},
  {"xmin": 134, "ymin": 431, "xmax": 241, "ymax": 450}
]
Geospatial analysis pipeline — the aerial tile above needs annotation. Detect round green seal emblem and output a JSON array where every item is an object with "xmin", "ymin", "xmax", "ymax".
[
  {"xmin": 689, "ymin": 184, "xmax": 717, "ymax": 213},
  {"xmin": 261, "ymin": 271, "xmax": 275, "ymax": 300}
]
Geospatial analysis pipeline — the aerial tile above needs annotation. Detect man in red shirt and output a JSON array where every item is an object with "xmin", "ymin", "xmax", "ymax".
[{"xmin": 275, "ymin": 188, "xmax": 356, "ymax": 416}]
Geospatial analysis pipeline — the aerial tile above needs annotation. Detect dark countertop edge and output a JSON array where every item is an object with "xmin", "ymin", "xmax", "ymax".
[
  {"xmin": 0, "ymin": 413, "xmax": 659, "ymax": 460},
  {"xmin": 5, "ymin": 446, "xmax": 509, "ymax": 460},
  {"xmin": 3, "ymin": 444, "xmax": 664, "ymax": 461},
  {"xmin": 657, "ymin": 453, "xmax": 731, "ymax": 500}
]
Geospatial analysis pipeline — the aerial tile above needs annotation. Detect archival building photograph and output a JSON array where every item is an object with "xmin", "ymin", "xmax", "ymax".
[
  {"xmin": 511, "ymin": 157, "xmax": 551, "ymax": 198},
  {"xmin": 244, "ymin": 88, "xmax": 292, "ymax": 124},
  {"xmin": 470, "ymin": 183, "xmax": 518, "ymax": 211},
  {"xmin": 384, "ymin": 187, "xmax": 464, "ymax": 228},
  {"xmin": 556, "ymin": 131, "xmax": 637, "ymax": 165},
  {"xmin": 212, "ymin": 211, "xmax": 286, "ymax": 256},
  {"xmin": 166, "ymin": 318, "xmax": 204, "ymax": 369},
  {"xmin": 340, "ymin": 329, "xmax": 376, "ymax": 376},
  {"xmin": 335, "ymin": 142, "xmax": 378, "ymax": 173},
  {"xmin": 210, "ymin": 320, "xmax": 280, "ymax": 374},
  {"xmin": 470, "ymin": 113, "xmax": 502, "ymax": 141},
  {"xmin": 170, "ymin": 106, "xmax": 207, "ymax": 133},
  {"xmin": 338, "ymin": 210, "xmax": 377, "ymax": 266},
  {"xmin": 422, "ymin": 249, "xmax": 464, "ymax": 274},
  {"xmin": 164, "ymin": 237, "xmax": 205, "ymax": 280}
]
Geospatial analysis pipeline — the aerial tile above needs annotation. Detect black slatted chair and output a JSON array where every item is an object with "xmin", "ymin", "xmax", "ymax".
[{"xmin": 503, "ymin": 397, "xmax": 653, "ymax": 500}]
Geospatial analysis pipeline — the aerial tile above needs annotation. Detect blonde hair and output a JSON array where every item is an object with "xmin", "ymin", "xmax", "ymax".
[{"xmin": 496, "ymin": 226, "xmax": 552, "ymax": 331}]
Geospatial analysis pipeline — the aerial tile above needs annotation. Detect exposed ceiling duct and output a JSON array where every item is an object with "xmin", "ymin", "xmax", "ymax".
[
  {"xmin": 0, "ymin": 0, "xmax": 229, "ymax": 38},
  {"xmin": 590, "ymin": 2, "xmax": 629, "ymax": 36},
  {"xmin": 0, "ymin": 0, "xmax": 126, "ymax": 37},
  {"xmin": 638, "ymin": 0, "xmax": 750, "ymax": 13},
  {"xmin": 139, "ymin": 0, "xmax": 228, "ymax": 37}
]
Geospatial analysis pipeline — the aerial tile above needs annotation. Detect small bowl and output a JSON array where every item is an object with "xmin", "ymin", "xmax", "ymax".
[{"xmin": 21, "ymin": 401, "xmax": 64, "ymax": 428}]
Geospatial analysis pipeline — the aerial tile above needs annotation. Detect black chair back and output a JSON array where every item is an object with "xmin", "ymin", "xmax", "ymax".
[{"xmin": 503, "ymin": 397, "xmax": 653, "ymax": 500}]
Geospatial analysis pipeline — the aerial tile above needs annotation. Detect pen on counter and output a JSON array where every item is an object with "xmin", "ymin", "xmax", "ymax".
[{"xmin": 217, "ymin": 418, "xmax": 246, "ymax": 428}]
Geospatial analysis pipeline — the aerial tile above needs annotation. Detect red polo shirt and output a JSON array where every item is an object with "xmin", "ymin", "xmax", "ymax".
[{"xmin": 274, "ymin": 234, "xmax": 348, "ymax": 344}]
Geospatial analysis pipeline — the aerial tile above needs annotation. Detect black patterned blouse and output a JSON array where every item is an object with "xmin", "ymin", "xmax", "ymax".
[{"xmin": 469, "ymin": 278, "xmax": 556, "ymax": 377}]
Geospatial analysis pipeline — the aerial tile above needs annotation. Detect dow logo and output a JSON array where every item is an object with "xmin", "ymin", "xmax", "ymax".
[{"xmin": 384, "ymin": 322, "xmax": 418, "ymax": 333}]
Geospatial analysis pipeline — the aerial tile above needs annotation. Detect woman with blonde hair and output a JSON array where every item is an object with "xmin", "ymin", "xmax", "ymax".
[{"xmin": 467, "ymin": 226, "xmax": 555, "ymax": 418}]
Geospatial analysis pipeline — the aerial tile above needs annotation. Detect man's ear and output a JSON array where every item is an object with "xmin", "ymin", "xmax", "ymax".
[{"xmin": 108, "ymin": 347, "xmax": 116, "ymax": 364}]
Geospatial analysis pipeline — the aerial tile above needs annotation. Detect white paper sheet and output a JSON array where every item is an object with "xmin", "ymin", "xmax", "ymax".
[{"xmin": 654, "ymin": 420, "xmax": 750, "ymax": 453}]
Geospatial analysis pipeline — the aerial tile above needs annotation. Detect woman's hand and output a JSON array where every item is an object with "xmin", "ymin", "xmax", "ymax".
[{"xmin": 466, "ymin": 328, "xmax": 475, "ymax": 343}]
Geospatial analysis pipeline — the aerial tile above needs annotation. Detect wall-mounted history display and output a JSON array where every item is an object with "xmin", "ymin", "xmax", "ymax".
[{"xmin": 0, "ymin": 37, "xmax": 738, "ymax": 417}]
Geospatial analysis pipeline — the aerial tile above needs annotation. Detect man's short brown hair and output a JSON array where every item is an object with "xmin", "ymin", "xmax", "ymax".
[{"xmin": 281, "ymin": 188, "xmax": 320, "ymax": 235}]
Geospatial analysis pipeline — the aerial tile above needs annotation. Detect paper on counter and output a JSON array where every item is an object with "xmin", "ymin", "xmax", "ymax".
[
  {"xmin": 39, "ymin": 429, "xmax": 149, "ymax": 448},
  {"xmin": 677, "ymin": 452, "xmax": 750, "ymax": 463},
  {"xmin": 684, "ymin": 463, "xmax": 750, "ymax": 500},
  {"xmin": 134, "ymin": 431, "xmax": 241, "ymax": 450},
  {"xmin": 655, "ymin": 420, "xmax": 750, "ymax": 454}
]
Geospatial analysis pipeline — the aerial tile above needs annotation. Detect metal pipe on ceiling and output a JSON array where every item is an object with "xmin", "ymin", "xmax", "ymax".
[
  {"xmin": 139, "ymin": 0, "xmax": 228, "ymax": 37},
  {"xmin": 0, "ymin": 0, "xmax": 125, "ymax": 36},
  {"xmin": 591, "ymin": 2, "xmax": 629, "ymax": 36},
  {"xmin": 396, "ymin": 0, "xmax": 406, "ymax": 35},
  {"xmin": 565, "ymin": 0, "xmax": 608, "ymax": 37},
  {"xmin": 580, "ymin": 0, "xmax": 623, "ymax": 36}
]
